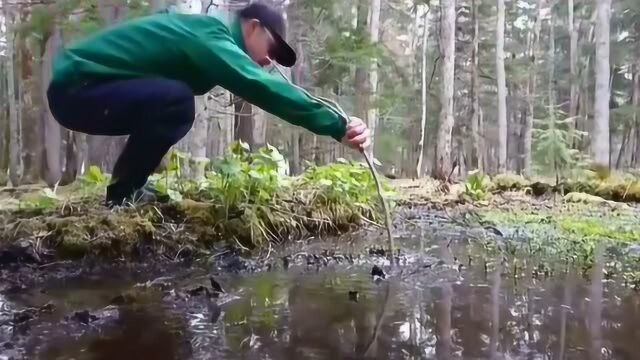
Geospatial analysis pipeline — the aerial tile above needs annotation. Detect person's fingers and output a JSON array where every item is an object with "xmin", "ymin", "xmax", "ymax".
[
  {"xmin": 360, "ymin": 137, "xmax": 372, "ymax": 150},
  {"xmin": 350, "ymin": 130, "xmax": 370, "ymax": 145},
  {"xmin": 347, "ymin": 116, "xmax": 364, "ymax": 128},
  {"xmin": 346, "ymin": 123, "xmax": 366, "ymax": 138}
]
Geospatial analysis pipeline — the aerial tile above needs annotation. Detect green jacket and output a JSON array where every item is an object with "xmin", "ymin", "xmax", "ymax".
[{"xmin": 50, "ymin": 12, "xmax": 347, "ymax": 142}]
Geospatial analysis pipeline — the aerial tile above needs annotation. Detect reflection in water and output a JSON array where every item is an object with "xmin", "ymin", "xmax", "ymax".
[
  {"xmin": 489, "ymin": 259, "xmax": 501, "ymax": 359},
  {"xmin": 39, "ymin": 304, "xmax": 192, "ymax": 360},
  {"xmin": 4, "ymin": 237, "xmax": 640, "ymax": 360},
  {"xmin": 588, "ymin": 244, "xmax": 604, "ymax": 360}
]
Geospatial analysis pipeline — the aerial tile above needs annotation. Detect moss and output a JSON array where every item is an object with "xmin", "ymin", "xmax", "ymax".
[
  {"xmin": 491, "ymin": 173, "xmax": 529, "ymax": 191},
  {"xmin": 558, "ymin": 217, "xmax": 640, "ymax": 242},
  {"xmin": 563, "ymin": 192, "xmax": 609, "ymax": 205},
  {"xmin": 1, "ymin": 153, "xmax": 390, "ymax": 262},
  {"xmin": 477, "ymin": 204, "xmax": 640, "ymax": 272}
]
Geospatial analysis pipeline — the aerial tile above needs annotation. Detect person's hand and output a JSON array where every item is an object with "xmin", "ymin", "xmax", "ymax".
[{"xmin": 341, "ymin": 116, "xmax": 371, "ymax": 151}]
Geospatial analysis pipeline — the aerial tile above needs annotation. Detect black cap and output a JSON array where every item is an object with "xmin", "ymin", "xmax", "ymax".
[{"xmin": 239, "ymin": 1, "xmax": 297, "ymax": 67}]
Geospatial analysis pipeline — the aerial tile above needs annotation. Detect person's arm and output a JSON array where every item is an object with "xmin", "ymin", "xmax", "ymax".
[{"xmin": 187, "ymin": 21, "xmax": 347, "ymax": 142}]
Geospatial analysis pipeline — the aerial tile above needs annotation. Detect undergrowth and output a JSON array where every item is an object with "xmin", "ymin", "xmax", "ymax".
[{"xmin": 0, "ymin": 142, "xmax": 394, "ymax": 260}]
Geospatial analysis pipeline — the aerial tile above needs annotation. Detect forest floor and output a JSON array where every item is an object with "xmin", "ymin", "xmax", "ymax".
[
  {"xmin": 1, "ymin": 172, "xmax": 639, "ymax": 267},
  {"xmin": 2, "ymin": 170, "xmax": 640, "ymax": 359}
]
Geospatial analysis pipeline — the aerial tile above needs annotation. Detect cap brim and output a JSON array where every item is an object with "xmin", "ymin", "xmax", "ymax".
[{"xmin": 270, "ymin": 32, "xmax": 297, "ymax": 68}]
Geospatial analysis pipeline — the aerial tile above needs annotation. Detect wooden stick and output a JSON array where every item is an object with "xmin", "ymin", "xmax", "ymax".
[{"xmin": 270, "ymin": 63, "xmax": 395, "ymax": 265}]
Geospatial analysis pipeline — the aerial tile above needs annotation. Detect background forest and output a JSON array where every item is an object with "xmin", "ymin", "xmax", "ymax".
[{"xmin": 1, "ymin": 0, "xmax": 638, "ymax": 188}]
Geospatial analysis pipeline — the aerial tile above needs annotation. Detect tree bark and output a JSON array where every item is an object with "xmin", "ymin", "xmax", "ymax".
[
  {"xmin": 41, "ymin": 26, "xmax": 64, "ymax": 186},
  {"xmin": 568, "ymin": 0, "xmax": 579, "ymax": 137},
  {"xmin": 433, "ymin": 0, "xmax": 456, "ymax": 180},
  {"xmin": 470, "ymin": 0, "xmax": 482, "ymax": 172},
  {"xmin": 416, "ymin": 8, "xmax": 429, "ymax": 178},
  {"xmin": 354, "ymin": 0, "xmax": 369, "ymax": 123},
  {"xmin": 5, "ymin": 3, "xmax": 22, "ymax": 186},
  {"xmin": 524, "ymin": 0, "xmax": 543, "ymax": 177},
  {"xmin": 593, "ymin": 0, "xmax": 611, "ymax": 167},
  {"xmin": 289, "ymin": 45, "xmax": 305, "ymax": 175},
  {"xmin": 633, "ymin": 62, "xmax": 640, "ymax": 168},
  {"xmin": 496, "ymin": 0, "xmax": 507, "ymax": 173},
  {"xmin": 366, "ymin": 0, "xmax": 381, "ymax": 159},
  {"xmin": 19, "ymin": 8, "xmax": 42, "ymax": 184}
]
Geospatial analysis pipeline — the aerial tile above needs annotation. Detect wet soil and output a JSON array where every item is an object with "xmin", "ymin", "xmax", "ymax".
[{"xmin": 1, "ymin": 207, "xmax": 640, "ymax": 360}]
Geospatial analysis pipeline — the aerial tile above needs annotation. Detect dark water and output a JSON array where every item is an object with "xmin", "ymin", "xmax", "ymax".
[{"xmin": 2, "ymin": 214, "xmax": 640, "ymax": 360}]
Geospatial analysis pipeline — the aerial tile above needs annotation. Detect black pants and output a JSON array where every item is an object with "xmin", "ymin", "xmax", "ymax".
[{"xmin": 47, "ymin": 78, "xmax": 196, "ymax": 203}]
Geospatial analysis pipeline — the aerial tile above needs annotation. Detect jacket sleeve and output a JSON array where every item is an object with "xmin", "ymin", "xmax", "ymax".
[{"xmin": 188, "ymin": 23, "xmax": 347, "ymax": 142}]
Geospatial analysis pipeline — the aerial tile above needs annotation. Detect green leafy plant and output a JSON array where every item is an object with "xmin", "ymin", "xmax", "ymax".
[
  {"xmin": 79, "ymin": 165, "xmax": 110, "ymax": 186},
  {"xmin": 464, "ymin": 170, "xmax": 490, "ymax": 201}
]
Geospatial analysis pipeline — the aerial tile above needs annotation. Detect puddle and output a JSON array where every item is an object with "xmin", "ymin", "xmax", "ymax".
[{"xmin": 1, "ymin": 212, "xmax": 640, "ymax": 360}]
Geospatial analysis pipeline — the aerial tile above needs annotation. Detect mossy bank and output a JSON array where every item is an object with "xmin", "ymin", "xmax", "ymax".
[{"xmin": 0, "ymin": 144, "xmax": 395, "ymax": 264}]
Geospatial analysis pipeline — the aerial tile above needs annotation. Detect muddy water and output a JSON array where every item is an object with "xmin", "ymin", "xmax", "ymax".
[{"xmin": 2, "ymin": 211, "xmax": 640, "ymax": 360}]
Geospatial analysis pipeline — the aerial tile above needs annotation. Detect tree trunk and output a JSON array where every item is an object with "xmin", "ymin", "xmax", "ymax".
[
  {"xmin": 433, "ymin": 0, "xmax": 456, "ymax": 180},
  {"xmin": 5, "ymin": 4, "xmax": 22, "ymax": 186},
  {"xmin": 524, "ymin": 0, "xmax": 543, "ymax": 177},
  {"xmin": 568, "ymin": 0, "xmax": 579, "ymax": 137},
  {"xmin": 633, "ymin": 62, "xmax": 640, "ymax": 168},
  {"xmin": 616, "ymin": 125, "xmax": 630, "ymax": 169},
  {"xmin": 0, "ymin": 75, "xmax": 7, "ymax": 186},
  {"xmin": 549, "ymin": 10, "xmax": 560, "ymax": 177},
  {"xmin": 366, "ymin": 0, "xmax": 381, "ymax": 159},
  {"xmin": 207, "ymin": 89, "xmax": 234, "ymax": 158},
  {"xmin": 496, "ymin": 0, "xmax": 507, "ymax": 173},
  {"xmin": 234, "ymin": 98, "xmax": 259, "ymax": 149},
  {"xmin": 289, "ymin": 44, "xmax": 305, "ymax": 175},
  {"xmin": 41, "ymin": 26, "xmax": 64, "ymax": 186},
  {"xmin": 354, "ymin": 0, "xmax": 369, "ymax": 122},
  {"xmin": 593, "ymin": 0, "xmax": 611, "ymax": 167},
  {"xmin": 416, "ymin": 8, "xmax": 429, "ymax": 178},
  {"xmin": 19, "ymin": 10, "xmax": 42, "ymax": 184},
  {"xmin": 470, "ymin": 0, "xmax": 482, "ymax": 172},
  {"xmin": 549, "ymin": 10, "xmax": 556, "ymax": 120}
]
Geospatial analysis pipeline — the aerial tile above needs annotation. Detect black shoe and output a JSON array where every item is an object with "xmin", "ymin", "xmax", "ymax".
[{"xmin": 105, "ymin": 185, "xmax": 170, "ymax": 208}]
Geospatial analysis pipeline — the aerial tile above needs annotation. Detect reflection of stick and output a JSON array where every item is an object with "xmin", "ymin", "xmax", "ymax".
[
  {"xmin": 270, "ymin": 63, "xmax": 395, "ymax": 263},
  {"xmin": 363, "ymin": 281, "xmax": 392, "ymax": 358}
]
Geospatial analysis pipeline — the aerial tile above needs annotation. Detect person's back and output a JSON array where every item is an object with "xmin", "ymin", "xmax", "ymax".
[
  {"xmin": 46, "ymin": 1, "xmax": 370, "ymax": 208},
  {"xmin": 51, "ymin": 12, "xmax": 238, "ymax": 95}
]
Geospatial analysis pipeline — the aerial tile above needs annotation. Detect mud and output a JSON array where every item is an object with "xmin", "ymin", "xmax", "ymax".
[{"xmin": 1, "ymin": 207, "xmax": 640, "ymax": 360}]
